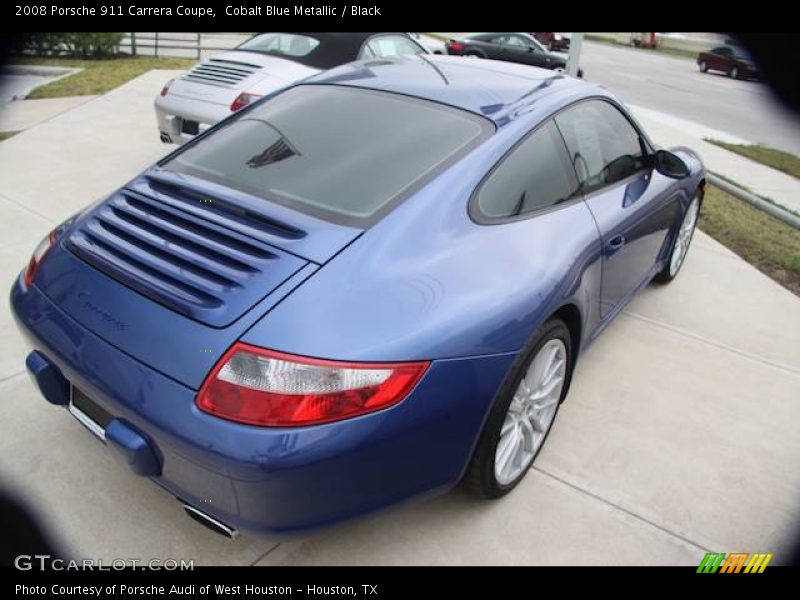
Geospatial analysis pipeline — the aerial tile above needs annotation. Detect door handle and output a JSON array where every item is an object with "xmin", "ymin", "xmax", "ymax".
[{"xmin": 607, "ymin": 234, "xmax": 626, "ymax": 253}]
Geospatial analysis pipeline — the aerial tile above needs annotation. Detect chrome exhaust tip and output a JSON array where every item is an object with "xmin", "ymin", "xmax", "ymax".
[{"xmin": 183, "ymin": 504, "xmax": 239, "ymax": 539}]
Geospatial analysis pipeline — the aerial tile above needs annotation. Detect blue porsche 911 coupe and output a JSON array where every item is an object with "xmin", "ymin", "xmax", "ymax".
[{"xmin": 11, "ymin": 55, "xmax": 704, "ymax": 537}]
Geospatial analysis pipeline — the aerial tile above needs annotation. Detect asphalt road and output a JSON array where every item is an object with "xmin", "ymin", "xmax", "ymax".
[{"xmin": 578, "ymin": 40, "xmax": 800, "ymax": 155}]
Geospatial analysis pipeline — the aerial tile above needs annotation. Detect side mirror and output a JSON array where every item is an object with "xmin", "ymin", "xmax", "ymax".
[
  {"xmin": 652, "ymin": 149, "xmax": 690, "ymax": 179},
  {"xmin": 527, "ymin": 46, "xmax": 536, "ymax": 53}
]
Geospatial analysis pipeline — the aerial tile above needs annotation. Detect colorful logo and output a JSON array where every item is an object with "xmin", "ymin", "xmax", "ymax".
[{"xmin": 697, "ymin": 552, "xmax": 773, "ymax": 573}]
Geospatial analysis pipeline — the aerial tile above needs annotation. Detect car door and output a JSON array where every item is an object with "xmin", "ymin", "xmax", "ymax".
[
  {"xmin": 494, "ymin": 34, "xmax": 549, "ymax": 67},
  {"xmin": 514, "ymin": 35, "xmax": 555, "ymax": 68},
  {"xmin": 499, "ymin": 34, "xmax": 537, "ymax": 65},
  {"xmin": 717, "ymin": 46, "xmax": 735, "ymax": 72},
  {"xmin": 554, "ymin": 99, "xmax": 682, "ymax": 317},
  {"xmin": 479, "ymin": 34, "xmax": 512, "ymax": 60},
  {"xmin": 708, "ymin": 46, "xmax": 730, "ymax": 71}
]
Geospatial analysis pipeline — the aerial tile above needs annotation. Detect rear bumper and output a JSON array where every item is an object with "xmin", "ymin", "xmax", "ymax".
[
  {"xmin": 154, "ymin": 93, "xmax": 229, "ymax": 145},
  {"xmin": 11, "ymin": 274, "xmax": 515, "ymax": 534}
]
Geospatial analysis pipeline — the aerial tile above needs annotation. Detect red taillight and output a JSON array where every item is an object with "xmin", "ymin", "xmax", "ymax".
[
  {"xmin": 230, "ymin": 92, "xmax": 262, "ymax": 112},
  {"xmin": 160, "ymin": 78, "xmax": 173, "ymax": 97},
  {"xmin": 196, "ymin": 343, "xmax": 429, "ymax": 427},
  {"xmin": 448, "ymin": 41, "xmax": 465, "ymax": 53},
  {"xmin": 23, "ymin": 230, "xmax": 57, "ymax": 289}
]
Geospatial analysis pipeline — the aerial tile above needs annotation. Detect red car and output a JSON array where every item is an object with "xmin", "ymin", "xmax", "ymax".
[
  {"xmin": 530, "ymin": 32, "xmax": 570, "ymax": 52},
  {"xmin": 696, "ymin": 45, "xmax": 760, "ymax": 80}
]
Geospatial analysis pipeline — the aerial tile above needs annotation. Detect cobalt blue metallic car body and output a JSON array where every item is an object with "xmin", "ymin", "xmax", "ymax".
[{"xmin": 11, "ymin": 55, "xmax": 705, "ymax": 534}]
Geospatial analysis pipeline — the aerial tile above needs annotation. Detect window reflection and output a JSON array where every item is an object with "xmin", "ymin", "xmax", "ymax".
[{"xmin": 246, "ymin": 137, "xmax": 299, "ymax": 168}]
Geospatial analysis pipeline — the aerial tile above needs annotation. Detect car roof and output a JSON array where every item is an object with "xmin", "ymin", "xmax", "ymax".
[
  {"xmin": 467, "ymin": 32, "xmax": 531, "ymax": 40},
  {"xmin": 307, "ymin": 54, "xmax": 592, "ymax": 125},
  {"xmin": 238, "ymin": 32, "xmax": 417, "ymax": 69}
]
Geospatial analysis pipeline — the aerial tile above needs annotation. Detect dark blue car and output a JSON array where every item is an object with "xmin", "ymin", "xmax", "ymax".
[{"xmin": 11, "ymin": 55, "xmax": 705, "ymax": 537}]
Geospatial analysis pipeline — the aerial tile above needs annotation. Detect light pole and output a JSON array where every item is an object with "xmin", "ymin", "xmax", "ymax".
[{"xmin": 566, "ymin": 33, "xmax": 584, "ymax": 77}]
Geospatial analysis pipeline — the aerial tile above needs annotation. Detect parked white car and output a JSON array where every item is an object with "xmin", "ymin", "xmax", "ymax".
[{"xmin": 155, "ymin": 32, "xmax": 429, "ymax": 145}]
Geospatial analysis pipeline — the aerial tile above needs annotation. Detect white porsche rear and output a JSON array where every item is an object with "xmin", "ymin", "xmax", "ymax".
[
  {"xmin": 155, "ymin": 51, "xmax": 318, "ymax": 145},
  {"xmin": 154, "ymin": 32, "xmax": 430, "ymax": 145}
]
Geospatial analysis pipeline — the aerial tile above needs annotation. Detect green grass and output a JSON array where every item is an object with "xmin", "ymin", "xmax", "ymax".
[
  {"xmin": 0, "ymin": 131, "xmax": 20, "ymax": 142},
  {"xmin": 700, "ymin": 186, "xmax": 800, "ymax": 296},
  {"xmin": 9, "ymin": 56, "xmax": 196, "ymax": 99},
  {"xmin": 705, "ymin": 139, "xmax": 800, "ymax": 180}
]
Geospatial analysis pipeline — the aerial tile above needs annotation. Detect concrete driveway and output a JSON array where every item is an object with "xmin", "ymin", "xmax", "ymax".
[{"xmin": 0, "ymin": 71, "xmax": 798, "ymax": 566}]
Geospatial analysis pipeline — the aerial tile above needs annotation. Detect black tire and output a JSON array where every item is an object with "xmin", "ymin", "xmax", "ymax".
[
  {"xmin": 729, "ymin": 66, "xmax": 740, "ymax": 79},
  {"xmin": 464, "ymin": 50, "xmax": 485, "ymax": 58},
  {"xmin": 463, "ymin": 317, "xmax": 573, "ymax": 499},
  {"xmin": 698, "ymin": 60, "xmax": 708, "ymax": 73},
  {"xmin": 654, "ymin": 191, "xmax": 702, "ymax": 284}
]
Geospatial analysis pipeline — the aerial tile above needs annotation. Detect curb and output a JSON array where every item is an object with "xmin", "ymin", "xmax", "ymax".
[
  {"xmin": 2, "ymin": 65, "xmax": 77, "ymax": 77},
  {"xmin": 1, "ymin": 65, "xmax": 83, "ymax": 102},
  {"xmin": 708, "ymin": 173, "xmax": 800, "ymax": 230}
]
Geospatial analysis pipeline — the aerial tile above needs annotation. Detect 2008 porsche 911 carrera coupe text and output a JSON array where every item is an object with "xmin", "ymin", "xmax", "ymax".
[{"xmin": 11, "ymin": 55, "xmax": 705, "ymax": 536}]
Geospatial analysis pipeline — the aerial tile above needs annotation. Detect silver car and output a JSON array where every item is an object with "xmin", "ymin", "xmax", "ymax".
[{"xmin": 155, "ymin": 32, "xmax": 429, "ymax": 145}]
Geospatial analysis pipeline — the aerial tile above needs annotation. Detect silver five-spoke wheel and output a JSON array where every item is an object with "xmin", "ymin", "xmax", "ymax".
[
  {"xmin": 494, "ymin": 339, "xmax": 567, "ymax": 485},
  {"xmin": 669, "ymin": 196, "xmax": 700, "ymax": 277}
]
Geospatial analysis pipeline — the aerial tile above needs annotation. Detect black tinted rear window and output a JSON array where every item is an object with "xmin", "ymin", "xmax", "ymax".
[
  {"xmin": 163, "ymin": 85, "xmax": 493, "ymax": 226},
  {"xmin": 238, "ymin": 33, "xmax": 321, "ymax": 58}
]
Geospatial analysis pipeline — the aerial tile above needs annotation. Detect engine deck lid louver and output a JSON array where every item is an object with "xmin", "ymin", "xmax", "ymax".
[
  {"xmin": 65, "ymin": 188, "xmax": 307, "ymax": 328},
  {"xmin": 182, "ymin": 58, "xmax": 263, "ymax": 88},
  {"xmin": 132, "ymin": 169, "xmax": 363, "ymax": 265}
]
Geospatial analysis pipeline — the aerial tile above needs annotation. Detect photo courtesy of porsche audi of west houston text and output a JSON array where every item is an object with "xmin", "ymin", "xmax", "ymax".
[
  {"xmin": 15, "ymin": 584, "xmax": 370, "ymax": 596},
  {"xmin": 16, "ymin": 5, "xmax": 383, "ymax": 17}
]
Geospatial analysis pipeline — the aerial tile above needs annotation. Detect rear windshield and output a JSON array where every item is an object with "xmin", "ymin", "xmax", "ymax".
[
  {"xmin": 237, "ymin": 33, "xmax": 321, "ymax": 58},
  {"xmin": 163, "ymin": 85, "xmax": 493, "ymax": 226}
]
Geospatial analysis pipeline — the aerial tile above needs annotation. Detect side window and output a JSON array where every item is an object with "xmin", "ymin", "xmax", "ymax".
[
  {"xmin": 554, "ymin": 100, "xmax": 645, "ymax": 195},
  {"xmin": 505, "ymin": 35, "xmax": 528, "ymax": 48},
  {"xmin": 362, "ymin": 35, "xmax": 427, "ymax": 58},
  {"xmin": 358, "ymin": 44, "xmax": 376, "ymax": 59},
  {"xmin": 475, "ymin": 121, "xmax": 576, "ymax": 219},
  {"xmin": 489, "ymin": 35, "xmax": 511, "ymax": 45}
]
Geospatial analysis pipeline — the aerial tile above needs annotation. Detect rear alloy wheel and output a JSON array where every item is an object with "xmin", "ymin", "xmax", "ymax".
[
  {"xmin": 655, "ymin": 194, "xmax": 700, "ymax": 283},
  {"xmin": 729, "ymin": 66, "xmax": 740, "ymax": 79},
  {"xmin": 698, "ymin": 60, "xmax": 708, "ymax": 73},
  {"xmin": 464, "ymin": 318, "xmax": 572, "ymax": 498}
]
